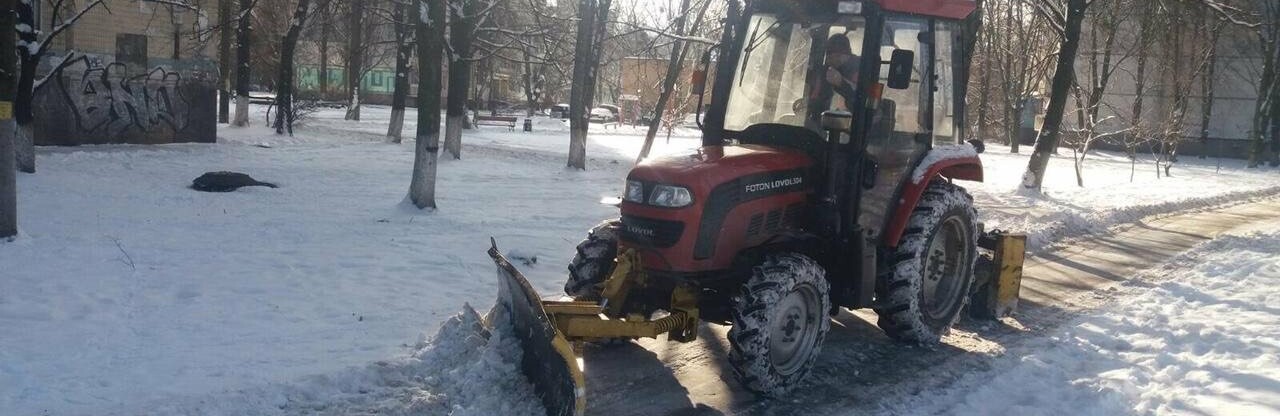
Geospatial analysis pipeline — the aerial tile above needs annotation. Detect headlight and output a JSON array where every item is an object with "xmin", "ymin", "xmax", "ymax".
[
  {"xmin": 624, "ymin": 180, "xmax": 645, "ymax": 203},
  {"xmin": 648, "ymin": 185, "xmax": 693, "ymax": 208}
]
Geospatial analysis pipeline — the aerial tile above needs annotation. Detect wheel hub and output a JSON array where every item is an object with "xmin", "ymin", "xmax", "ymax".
[
  {"xmin": 769, "ymin": 284, "xmax": 821, "ymax": 376},
  {"xmin": 921, "ymin": 217, "xmax": 970, "ymax": 321}
]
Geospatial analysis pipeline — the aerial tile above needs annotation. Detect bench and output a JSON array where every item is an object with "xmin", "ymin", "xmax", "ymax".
[{"xmin": 474, "ymin": 115, "xmax": 518, "ymax": 130}]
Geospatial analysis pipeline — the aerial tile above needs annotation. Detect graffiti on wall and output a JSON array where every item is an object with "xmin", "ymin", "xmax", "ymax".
[
  {"xmin": 51, "ymin": 56, "xmax": 191, "ymax": 136},
  {"xmin": 296, "ymin": 66, "xmax": 396, "ymax": 94}
]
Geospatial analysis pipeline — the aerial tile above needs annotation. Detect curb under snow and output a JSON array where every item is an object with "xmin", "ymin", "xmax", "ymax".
[{"xmin": 1004, "ymin": 185, "xmax": 1280, "ymax": 253}]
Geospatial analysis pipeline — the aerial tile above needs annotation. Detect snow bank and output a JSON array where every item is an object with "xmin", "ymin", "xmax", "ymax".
[
  {"xmin": 884, "ymin": 222, "xmax": 1280, "ymax": 415},
  {"xmin": 967, "ymin": 144, "xmax": 1280, "ymax": 251},
  {"xmin": 106, "ymin": 305, "xmax": 543, "ymax": 415}
]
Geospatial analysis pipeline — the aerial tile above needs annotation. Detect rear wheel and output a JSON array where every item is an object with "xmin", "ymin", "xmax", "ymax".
[
  {"xmin": 564, "ymin": 219, "xmax": 620, "ymax": 300},
  {"xmin": 875, "ymin": 180, "xmax": 979, "ymax": 343},
  {"xmin": 728, "ymin": 253, "xmax": 831, "ymax": 396}
]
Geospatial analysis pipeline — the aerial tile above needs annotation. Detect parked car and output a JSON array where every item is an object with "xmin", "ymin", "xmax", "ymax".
[
  {"xmin": 589, "ymin": 107, "xmax": 618, "ymax": 123},
  {"xmin": 551, "ymin": 104, "xmax": 571, "ymax": 119}
]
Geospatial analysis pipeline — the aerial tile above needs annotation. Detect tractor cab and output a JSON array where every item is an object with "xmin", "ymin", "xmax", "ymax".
[{"xmin": 704, "ymin": 0, "xmax": 977, "ymax": 242}]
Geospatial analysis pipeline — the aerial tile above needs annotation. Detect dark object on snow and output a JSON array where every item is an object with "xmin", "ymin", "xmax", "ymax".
[
  {"xmin": 967, "ymin": 139, "xmax": 986, "ymax": 154},
  {"xmin": 191, "ymin": 171, "xmax": 278, "ymax": 192}
]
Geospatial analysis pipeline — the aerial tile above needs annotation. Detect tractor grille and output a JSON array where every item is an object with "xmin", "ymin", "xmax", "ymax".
[
  {"xmin": 784, "ymin": 203, "xmax": 804, "ymax": 226},
  {"xmin": 620, "ymin": 215, "xmax": 685, "ymax": 248},
  {"xmin": 747, "ymin": 214, "xmax": 765, "ymax": 236},
  {"xmin": 746, "ymin": 203, "xmax": 806, "ymax": 238}
]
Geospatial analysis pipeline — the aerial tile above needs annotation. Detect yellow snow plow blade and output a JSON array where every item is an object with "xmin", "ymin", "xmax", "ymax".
[{"xmin": 487, "ymin": 239, "xmax": 586, "ymax": 416}]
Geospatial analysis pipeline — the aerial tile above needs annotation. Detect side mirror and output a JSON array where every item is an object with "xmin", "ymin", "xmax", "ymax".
[{"xmin": 886, "ymin": 49, "xmax": 914, "ymax": 90}]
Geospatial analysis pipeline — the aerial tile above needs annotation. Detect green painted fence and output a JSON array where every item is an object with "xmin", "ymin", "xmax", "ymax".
[{"xmin": 296, "ymin": 66, "xmax": 397, "ymax": 94}]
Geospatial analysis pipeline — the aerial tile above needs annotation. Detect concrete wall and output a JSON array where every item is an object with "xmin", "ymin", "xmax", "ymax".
[
  {"xmin": 46, "ymin": 0, "xmax": 214, "ymax": 59},
  {"xmin": 33, "ymin": 53, "xmax": 218, "ymax": 146}
]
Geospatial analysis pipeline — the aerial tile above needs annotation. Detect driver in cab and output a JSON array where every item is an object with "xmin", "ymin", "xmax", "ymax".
[{"xmin": 809, "ymin": 33, "xmax": 860, "ymax": 121}]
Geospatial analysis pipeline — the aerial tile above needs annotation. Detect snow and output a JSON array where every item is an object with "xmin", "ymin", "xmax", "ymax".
[
  {"xmin": 910, "ymin": 142, "xmax": 979, "ymax": 184},
  {"xmin": 3, "ymin": 103, "xmax": 1279, "ymax": 415},
  {"xmin": 884, "ymin": 219, "xmax": 1280, "ymax": 415}
]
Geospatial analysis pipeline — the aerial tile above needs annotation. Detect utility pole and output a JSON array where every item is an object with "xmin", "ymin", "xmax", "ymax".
[{"xmin": 0, "ymin": 0, "xmax": 19, "ymax": 238}]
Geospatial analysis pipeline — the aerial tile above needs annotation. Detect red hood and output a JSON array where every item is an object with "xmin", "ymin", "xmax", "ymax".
[{"xmin": 628, "ymin": 145, "xmax": 814, "ymax": 191}]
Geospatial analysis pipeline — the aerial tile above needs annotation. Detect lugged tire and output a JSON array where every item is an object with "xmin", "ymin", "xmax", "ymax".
[
  {"xmin": 875, "ymin": 180, "xmax": 979, "ymax": 343},
  {"xmin": 564, "ymin": 219, "xmax": 620, "ymax": 299},
  {"xmin": 728, "ymin": 253, "xmax": 831, "ymax": 397}
]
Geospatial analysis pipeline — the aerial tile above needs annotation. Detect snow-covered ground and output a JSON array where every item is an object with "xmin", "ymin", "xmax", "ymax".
[
  {"xmin": 887, "ymin": 219, "xmax": 1280, "ymax": 415},
  {"xmin": 2, "ymin": 104, "xmax": 1278, "ymax": 415}
]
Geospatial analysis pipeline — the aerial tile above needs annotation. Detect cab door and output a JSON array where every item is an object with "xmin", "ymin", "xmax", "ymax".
[{"xmin": 858, "ymin": 15, "xmax": 934, "ymax": 239}]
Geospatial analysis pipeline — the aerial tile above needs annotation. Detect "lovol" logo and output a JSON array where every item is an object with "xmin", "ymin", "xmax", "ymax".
[{"xmin": 744, "ymin": 177, "xmax": 803, "ymax": 193}]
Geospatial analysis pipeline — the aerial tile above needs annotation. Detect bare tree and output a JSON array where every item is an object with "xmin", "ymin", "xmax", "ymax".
[
  {"xmin": 986, "ymin": 0, "xmax": 1058, "ymax": 152},
  {"xmin": 1022, "ymin": 0, "xmax": 1094, "ymax": 191},
  {"xmin": 232, "ymin": 0, "xmax": 254, "ymax": 126},
  {"xmin": 219, "ymin": 0, "xmax": 233, "ymax": 123},
  {"xmin": 636, "ymin": 0, "xmax": 711, "ymax": 163},
  {"xmin": 409, "ymin": 0, "xmax": 446, "ymax": 209},
  {"xmin": 1197, "ymin": 9, "xmax": 1223, "ymax": 159},
  {"xmin": 568, "ymin": 0, "xmax": 612, "ymax": 170},
  {"xmin": 443, "ymin": 0, "xmax": 482, "ymax": 159},
  {"xmin": 387, "ymin": 0, "xmax": 413, "ymax": 142},
  {"xmin": 344, "ymin": 0, "xmax": 367, "ymax": 121},
  {"xmin": 272, "ymin": 0, "xmax": 314, "ymax": 135},
  {"xmin": 317, "ymin": 0, "xmax": 333, "ymax": 97},
  {"xmin": 1244, "ymin": 0, "xmax": 1278, "ymax": 167},
  {"xmin": 12, "ymin": 0, "xmax": 107, "ymax": 172},
  {"xmin": 1, "ymin": 0, "xmax": 17, "ymax": 238},
  {"xmin": 1062, "ymin": 0, "xmax": 1133, "ymax": 186}
]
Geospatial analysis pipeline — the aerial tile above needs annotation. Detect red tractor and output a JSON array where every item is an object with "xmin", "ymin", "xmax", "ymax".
[{"xmin": 488, "ymin": 1, "xmax": 1025, "ymax": 415}]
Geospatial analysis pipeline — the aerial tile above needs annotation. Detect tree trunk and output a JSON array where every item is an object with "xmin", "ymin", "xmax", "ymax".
[
  {"xmin": 1021, "ymin": 0, "xmax": 1089, "ymax": 191},
  {"xmin": 637, "ymin": 0, "xmax": 708, "ymax": 163},
  {"xmin": 344, "ymin": 0, "xmax": 365, "ymax": 121},
  {"xmin": 1258, "ymin": 34, "xmax": 1280, "ymax": 167},
  {"xmin": 567, "ymin": 0, "xmax": 600, "ymax": 170},
  {"xmin": 218, "ymin": 0, "xmax": 232, "ymax": 123},
  {"xmin": 318, "ymin": 0, "xmax": 330, "ymax": 97},
  {"xmin": 409, "ymin": 0, "xmax": 445, "ymax": 209},
  {"xmin": 521, "ymin": 48, "xmax": 541, "ymax": 116},
  {"xmin": 586, "ymin": 0, "xmax": 611, "ymax": 109},
  {"xmin": 1269, "ymin": 56, "xmax": 1280, "ymax": 167},
  {"xmin": 0, "ymin": 0, "xmax": 17, "ymax": 238},
  {"xmin": 444, "ymin": 0, "xmax": 477, "ymax": 160},
  {"xmin": 1198, "ymin": 22, "xmax": 1219, "ymax": 159},
  {"xmin": 232, "ymin": 0, "xmax": 253, "ymax": 127},
  {"xmin": 387, "ymin": 1, "xmax": 411, "ymax": 143},
  {"xmin": 1004, "ymin": 2, "xmax": 1019, "ymax": 153},
  {"xmin": 274, "ymin": 0, "xmax": 311, "ymax": 135},
  {"xmin": 13, "ymin": 0, "xmax": 37, "ymax": 173},
  {"xmin": 1129, "ymin": 10, "xmax": 1152, "ymax": 151}
]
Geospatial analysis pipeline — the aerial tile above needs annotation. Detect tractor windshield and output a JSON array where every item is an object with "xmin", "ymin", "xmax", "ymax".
[{"xmin": 724, "ymin": 14, "xmax": 866, "ymax": 133}]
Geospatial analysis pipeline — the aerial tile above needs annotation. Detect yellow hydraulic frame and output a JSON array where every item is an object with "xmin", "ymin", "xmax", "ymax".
[
  {"xmin": 540, "ymin": 249, "xmax": 702, "ymax": 343},
  {"xmin": 976, "ymin": 232, "xmax": 1027, "ymax": 318}
]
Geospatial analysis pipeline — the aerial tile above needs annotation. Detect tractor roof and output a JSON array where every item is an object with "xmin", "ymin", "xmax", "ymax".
[
  {"xmin": 877, "ymin": 0, "xmax": 976, "ymax": 20},
  {"xmin": 753, "ymin": 0, "xmax": 976, "ymax": 21}
]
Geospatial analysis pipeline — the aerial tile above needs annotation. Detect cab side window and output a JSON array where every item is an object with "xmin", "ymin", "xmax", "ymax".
[
  {"xmin": 877, "ymin": 17, "xmax": 930, "ymax": 143},
  {"xmin": 932, "ymin": 21, "xmax": 959, "ymax": 145}
]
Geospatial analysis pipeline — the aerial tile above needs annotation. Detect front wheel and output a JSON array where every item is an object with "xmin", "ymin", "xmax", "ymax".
[
  {"xmin": 564, "ymin": 219, "xmax": 620, "ymax": 300},
  {"xmin": 875, "ymin": 180, "xmax": 979, "ymax": 343},
  {"xmin": 728, "ymin": 253, "xmax": 831, "ymax": 396}
]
